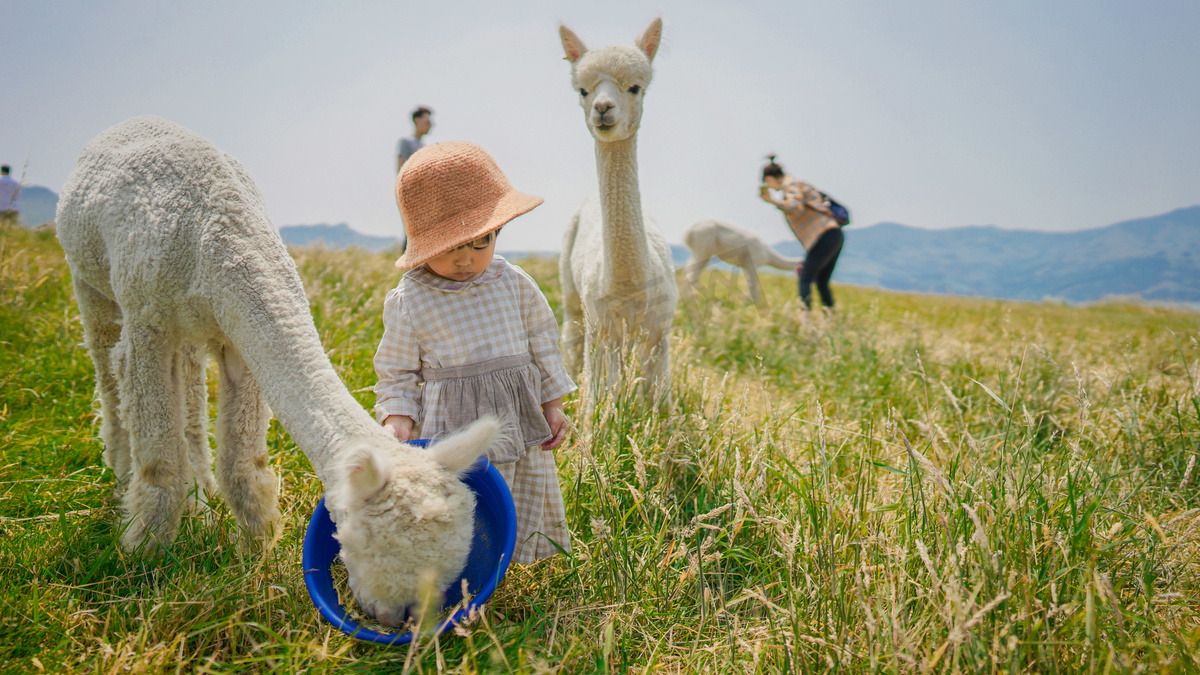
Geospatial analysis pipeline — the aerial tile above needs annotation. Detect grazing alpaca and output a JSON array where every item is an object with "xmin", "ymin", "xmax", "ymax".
[
  {"xmin": 558, "ymin": 17, "xmax": 679, "ymax": 402},
  {"xmin": 683, "ymin": 219, "xmax": 801, "ymax": 304},
  {"xmin": 56, "ymin": 115, "xmax": 502, "ymax": 626}
]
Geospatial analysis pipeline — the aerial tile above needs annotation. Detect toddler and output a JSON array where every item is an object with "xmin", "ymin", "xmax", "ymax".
[{"xmin": 374, "ymin": 141, "xmax": 576, "ymax": 564}]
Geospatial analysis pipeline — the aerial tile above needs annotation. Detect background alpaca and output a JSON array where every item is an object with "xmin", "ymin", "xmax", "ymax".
[
  {"xmin": 558, "ymin": 17, "xmax": 679, "ymax": 403},
  {"xmin": 55, "ymin": 115, "xmax": 500, "ymax": 626},
  {"xmin": 682, "ymin": 219, "xmax": 802, "ymax": 304}
]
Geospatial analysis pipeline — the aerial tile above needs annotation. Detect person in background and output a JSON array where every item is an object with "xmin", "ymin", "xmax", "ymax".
[
  {"xmin": 397, "ymin": 106, "xmax": 433, "ymax": 172},
  {"xmin": 396, "ymin": 107, "xmax": 434, "ymax": 250},
  {"xmin": 0, "ymin": 165, "xmax": 20, "ymax": 227},
  {"xmin": 759, "ymin": 155, "xmax": 844, "ymax": 311}
]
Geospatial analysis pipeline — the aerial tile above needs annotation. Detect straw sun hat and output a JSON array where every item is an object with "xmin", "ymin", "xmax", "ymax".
[{"xmin": 393, "ymin": 141, "xmax": 543, "ymax": 269}]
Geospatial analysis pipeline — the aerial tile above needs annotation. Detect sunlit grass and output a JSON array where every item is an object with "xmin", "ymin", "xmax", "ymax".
[{"xmin": 1, "ymin": 221, "xmax": 1197, "ymax": 671}]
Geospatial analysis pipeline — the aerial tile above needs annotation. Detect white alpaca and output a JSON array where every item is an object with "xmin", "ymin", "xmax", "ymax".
[
  {"xmin": 558, "ymin": 17, "xmax": 679, "ymax": 402},
  {"xmin": 683, "ymin": 219, "xmax": 801, "ymax": 304},
  {"xmin": 56, "ymin": 115, "xmax": 501, "ymax": 627}
]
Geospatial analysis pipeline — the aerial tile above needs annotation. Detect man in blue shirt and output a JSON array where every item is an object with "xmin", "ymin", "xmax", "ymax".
[
  {"xmin": 397, "ymin": 107, "xmax": 433, "ymax": 171},
  {"xmin": 0, "ymin": 165, "xmax": 19, "ymax": 227}
]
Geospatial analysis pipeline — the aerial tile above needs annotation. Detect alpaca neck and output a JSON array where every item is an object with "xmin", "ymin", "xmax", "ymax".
[
  {"xmin": 211, "ymin": 243, "xmax": 385, "ymax": 487},
  {"xmin": 595, "ymin": 135, "xmax": 650, "ymax": 285},
  {"xmin": 254, "ymin": 345, "xmax": 380, "ymax": 488}
]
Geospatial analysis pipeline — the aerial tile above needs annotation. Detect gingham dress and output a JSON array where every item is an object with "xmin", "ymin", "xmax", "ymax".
[{"xmin": 374, "ymin": 256, "xmax": 576, "ymax": 564}]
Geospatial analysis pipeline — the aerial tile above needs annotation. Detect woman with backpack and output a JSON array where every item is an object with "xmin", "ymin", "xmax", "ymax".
[{"xmin": 759, "ymin": 155, "xmax": 846, "ymax": 311}]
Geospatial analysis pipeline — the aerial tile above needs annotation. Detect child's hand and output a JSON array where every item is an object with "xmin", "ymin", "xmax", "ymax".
[
  {"xmin": 541, "ymin": 399, "xmax": 569, "ymax": 451},
  {"xmin": 383, "ymin": 415, "xmax": 415, "ymax": 442}
]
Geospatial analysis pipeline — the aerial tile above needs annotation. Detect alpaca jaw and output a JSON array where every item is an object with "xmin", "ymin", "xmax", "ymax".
[{"xmin": 581, "ymin": 79, "xmax": 642, "ymax": 142}]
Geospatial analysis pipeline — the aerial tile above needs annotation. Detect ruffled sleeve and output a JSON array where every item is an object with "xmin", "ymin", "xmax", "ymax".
[
  {"xmin": 514, "ymin": 266, "xmax": 577, "ymax": 402},
  {"xmin": 373, "ymin": 286, "xmax": 425, "ymax": 423}
]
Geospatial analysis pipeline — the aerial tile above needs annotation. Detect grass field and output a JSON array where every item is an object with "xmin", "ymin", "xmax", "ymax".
[{"xmin": 1, "ymin": 220, "xmax": 1198, "ymax": 672}]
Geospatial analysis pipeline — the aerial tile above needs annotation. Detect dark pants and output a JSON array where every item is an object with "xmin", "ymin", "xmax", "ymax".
[{"xmin": 799, "ymin": 227, "xmax": 843, "ymax": 309}]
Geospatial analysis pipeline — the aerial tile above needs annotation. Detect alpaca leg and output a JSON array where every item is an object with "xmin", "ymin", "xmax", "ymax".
[
  {"xmin": 741, "ymin": 259, "xmax": 763, "ymax": 305},
  {"xmin": 682, "ymin": 254, "xmax": 707, "ymax": 301},
  {"xmin": 645, "ymin": 333, "xmax": 673, "ymax": 407},
  {"xmin": 181, "ymin": 343, "xmax": 217, "ymax": 507},
  {"xmin": 114, "ymin": 319, "xmax": 190, "ymax": 554},
  {"xmin": 581, "ymin": 327, "xmax": 598, "ymax": 402},
  {"xmin": 608, "ymin": 331, "xmax": 629, "ymax": 394},
  {"xmin": 73, "ymin": 279, "xmax": 131, "ymax": 485},
  {"xmin": 214, "ymin": 343, "xmax": 280, "ymax": 550},
  {"xmin": 559, "ymin": 211, "xmax": 586, "ymax": 377},
  {"xmin": 561, "ymin": 275, "xmax": 585, "ymax": 378},
  {"xmin": 584, "ymin": 329, "xmax": 620, "ymax": 406}
]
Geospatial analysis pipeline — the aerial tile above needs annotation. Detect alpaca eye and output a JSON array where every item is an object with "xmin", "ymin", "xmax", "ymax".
[
  {"xmin": 628, "ymin": 85, "xmax": 641, "ymax": 94},
  {"xmin": 579, "ymin": 88, "xmax": 589, "ymax": 97}
]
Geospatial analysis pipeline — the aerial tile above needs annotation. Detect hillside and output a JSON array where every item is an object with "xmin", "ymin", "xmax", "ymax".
[
  {"xmin": 19, "ymin": 190, "xmax": 1200, "ymax": 304},
  {"xmin": 277, "ymin": 223, "xmax": 399, "ymax": 252},
  {"xmin": 776, "ymin": 206, "xmax": 1200, "ymax": 304},
  {"xmin": 1, "ymin": 221, "xmax": 1198, "ymax": 670},
  {"xmin": 285, "ymin": 208, "xmax": 1200, "ymax": 305},
  {"xmin": 14, "ymin": 185, "xmax": 58, "ymax": 227}
]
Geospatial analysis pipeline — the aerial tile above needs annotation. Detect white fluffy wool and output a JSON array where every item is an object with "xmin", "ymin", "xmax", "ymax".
[
  {"xmin": 329, "ymin": 418, "xmax": 503, "ymax": 627},
  {"xmin": 558, "ymin": 18, "xmax": 679, "ymax": 403},
  {"xmin": 682, "ymin": 219, "xmax": 802, "ymax": 304},
  {"xmin": 55, "ymin": 115, "xmax": 500, "ymax": 625}
]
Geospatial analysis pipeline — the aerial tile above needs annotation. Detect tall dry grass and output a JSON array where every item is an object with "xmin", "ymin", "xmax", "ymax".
[{"xmin": 1, "ymin": 221, "xmax": 1197, "ymax": 672}]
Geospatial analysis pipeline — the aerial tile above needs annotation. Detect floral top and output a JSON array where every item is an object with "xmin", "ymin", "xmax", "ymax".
[
  {"xmin": 776, "ymin": 175, "xmax": 839, "ymax": 252},
  {"xmin": 373, "ymin": 255, "xmax": 576, "ymax": 427}
]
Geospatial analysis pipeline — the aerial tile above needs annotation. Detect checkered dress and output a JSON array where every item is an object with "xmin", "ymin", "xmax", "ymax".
[
  {"xmin": 374, "ymin": 256, "xmax": 576, "ymax": 563},
  {"xmin": 777, "ymin": 175, "xmax": 839, "ymax": 251}
]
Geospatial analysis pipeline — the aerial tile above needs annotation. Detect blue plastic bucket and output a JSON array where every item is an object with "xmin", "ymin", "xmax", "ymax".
[{"xmin": 302, "ymin": 442, "xmax": 516, "ymax": 645}]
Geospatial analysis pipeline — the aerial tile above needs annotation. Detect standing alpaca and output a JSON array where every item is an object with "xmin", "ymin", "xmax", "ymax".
[
  {"xmin": 683, "ymin": 219, "xmax": 801, "ymax": 304},
  {"xmin": 558, "ymin": 17, "xmax": 679, "ymax": 402},
  {"xmin": 56, "ymin": 115, "xmax": 503, "ymax": 626}
]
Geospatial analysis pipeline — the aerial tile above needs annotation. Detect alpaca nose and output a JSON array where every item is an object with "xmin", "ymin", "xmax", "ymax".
[{"xmin": 593, "ymin": 98, "xmax": 614, "ymax": 115}]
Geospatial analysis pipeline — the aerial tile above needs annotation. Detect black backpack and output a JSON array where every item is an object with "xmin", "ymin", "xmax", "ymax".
[{"xmin": 820, "ymin": 192, "xmax": 850, "ymax": 226}]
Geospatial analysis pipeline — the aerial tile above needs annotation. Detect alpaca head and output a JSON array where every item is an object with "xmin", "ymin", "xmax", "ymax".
[
  {"xmin": 327, "ymin": 417, "xmax": 504, "ymax": 628},
  {"xmin": 560, "ymin": 17, "xmax": 662, "ymax": 143}
]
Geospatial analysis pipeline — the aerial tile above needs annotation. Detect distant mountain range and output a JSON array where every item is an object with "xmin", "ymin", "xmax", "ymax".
[
  {"xmin": 277, "ymin": 223, "xmax": 399, "ymax": 252},
  {"xmin": 774, "ymin": 206, "xmax": 1200, "ymax": 304},
  {"xmin": 19, "ymin": 187, "xmax": 1199, "ymax": 305},
  {"xmin": 281, "ymin": 209, "xmax": 1200, "ymax": 304},
  {"xmin": 13, "ymin": 186, "xmax": 59, "ymax": 227}
]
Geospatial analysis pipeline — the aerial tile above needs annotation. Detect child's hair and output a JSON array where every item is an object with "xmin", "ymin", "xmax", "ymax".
[
  {"xmin": 762, "ymin": 154, "xmax": 784, "ymax": 180},
  {"xmin": 449, "ymin": 229, "xmax": 498, "ymax": 251},
  {"xmin": 411, "ymin": 106, "xmax": 432, "ymax": 122}
]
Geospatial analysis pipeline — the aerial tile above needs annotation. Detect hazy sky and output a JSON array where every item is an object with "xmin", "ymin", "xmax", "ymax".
[{"xmin": 4, "ymin": 1, "xmax": 1199, "ymax": 251}]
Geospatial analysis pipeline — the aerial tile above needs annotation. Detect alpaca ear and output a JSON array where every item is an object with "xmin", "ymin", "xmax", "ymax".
[
  {"xmin": 635, "ymin": 17, "xmax": 663, "ymax": 62},
  {"xmin": 345, "ymin": 447, "xmax": 387, "ymax": 499},
  {"xmin": 431, "ymin": 416, "xmax": 501, "ymax": 475},
  {"xmin": 560, "ymin": 24, "xmax": 588, "ymax": 63}
]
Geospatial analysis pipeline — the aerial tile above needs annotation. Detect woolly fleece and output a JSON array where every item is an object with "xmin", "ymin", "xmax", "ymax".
[
  {"xmin": 558, "ymin": 18, "xmax": 679, "ymax": 402},
  {"xmin": 56, "ymin": 115, "xmax": 501, "ymax": 624},
  {"xmin": 683, "ymin": 219, "xmax": 802, "ymax": 304}
]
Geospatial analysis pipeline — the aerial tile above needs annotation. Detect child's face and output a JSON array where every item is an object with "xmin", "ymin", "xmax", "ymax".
[{"xmin": 425, "ymin": 231, "xmax": 497, "ymax": 281}]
